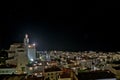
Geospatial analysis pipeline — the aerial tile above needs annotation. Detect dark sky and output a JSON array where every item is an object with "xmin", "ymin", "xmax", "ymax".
[{"xmin": 0, "ymin": 0, "xmax": 120, "ymax": 51}]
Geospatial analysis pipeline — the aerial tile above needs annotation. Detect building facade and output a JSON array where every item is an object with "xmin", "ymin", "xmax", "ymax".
[{"xmin": 6, "ymin": 34, "xmax": 36, "ymax": 74}]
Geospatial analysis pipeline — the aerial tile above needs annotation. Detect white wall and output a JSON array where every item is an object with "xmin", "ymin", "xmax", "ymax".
[
  {"xmin": 0, "ymin": 68, "xmax": 16, "ymax": 74},
  {"xmin": 28, "ymin": 47, "xmax": 36, "ymax": 61}
]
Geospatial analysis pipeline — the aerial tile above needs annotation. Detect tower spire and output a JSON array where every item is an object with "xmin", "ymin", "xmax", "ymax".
[{"xmin": 24, "ymin": 34, "xmax": 29, "ymax": 46}]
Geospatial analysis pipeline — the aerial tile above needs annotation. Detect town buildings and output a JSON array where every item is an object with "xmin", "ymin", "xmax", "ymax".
[{"xmin": 0, "ymin": 34, "xmax": 120, "ymax": 80}]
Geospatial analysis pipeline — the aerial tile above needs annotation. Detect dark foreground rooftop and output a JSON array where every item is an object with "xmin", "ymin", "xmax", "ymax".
[
  {"xmin": 44, "ymin": 66, "xmax": 61, "ymax": 72},
  {"xmin": 0, "ymin": 74, "xmax": 26, "ymax": 80},
  {"xmin": 76, "ymin": 70, "xmax": 116, "ymax": 80},
  {"xmin": 0, "ymin": 74, "xmax": 44, "ymax": 80}
]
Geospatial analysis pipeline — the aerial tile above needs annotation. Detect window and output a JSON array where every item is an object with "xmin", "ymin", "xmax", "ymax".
[
  {"xmin": 21, "ymin": 67, "xmax": 25, "ymax": 71},
  {"xmin": 17, "ymin": 50, "xmax": 24, "ymax": 52},
  {"xmin": 51, "ymin": 73, "xmax": 53, "ymax": 75},
  {"xmin": 51, "ymin": 76, "xmax": 53, "ymax": 79},
  {"xmin": 6, "ymin": 71, "xmax": 8, "ymax": 73},
  {"xmin": 2, "ymin": 71, "xmax": 4, "ymax": 73}
]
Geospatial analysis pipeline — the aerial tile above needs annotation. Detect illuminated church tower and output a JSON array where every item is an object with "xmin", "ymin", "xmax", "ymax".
[
  {"xmin": 6, "ymin": 34, "xmax": 36, "ymax": 74},
  {"xmin": 24, "ymin": 34, "xmax": 36, "ymax": 62},
  {"xmin": 24, "ymin": 34, "xmax": 29, "ymax": 47},
  {"xmin": 15, "ymin": 34, "xmax": 30, "ymax": 74}
]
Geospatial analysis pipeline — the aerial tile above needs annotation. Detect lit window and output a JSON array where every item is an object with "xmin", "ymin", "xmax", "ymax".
[
  {"xmin": 28, "ymin": 45, "xmax": 31, "ymax": 48},
  {"xmin": 33, "ymin": 64, "xmax": 36, "ymax": 66},
  {"xmin": 40, "ymin": 72, "xmax": 42, "ymax": 75},
  {"xmin": 47, "ymin": 62, "xmax": 49, "ymax": 65},
  {"xmin": 45, "ymin": 66, "xmax": 48, "ymax": 68},
  {"xmin": 40, "ymin": 73, "xmax": 42, "ymax": 74},
  {"xmin": 34, "ymin": 66, "xmax": 38, "ymax": 69},
  {"xmin": 29, "ymin": 67, "xmax": 33, "ymax": 70},
  {"xmin": 34, "ymin": 73, "xmax": 37, "ymax": 76},
  {"xmin": 38, "ymin": 63, "xmax": 42, "ymax": 65}
]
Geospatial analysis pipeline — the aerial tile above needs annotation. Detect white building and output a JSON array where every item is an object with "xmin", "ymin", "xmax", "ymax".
[
  {"xmin": 0, "ymin": 68, "xmax": 16, "ymax": 74},
  {"xmin": 6, "ymin": 34, "xmax": 36, "ymax": 74},
  {"xmin": 28, "ymin": 44, "xmax": 36, "ymax": 62}
]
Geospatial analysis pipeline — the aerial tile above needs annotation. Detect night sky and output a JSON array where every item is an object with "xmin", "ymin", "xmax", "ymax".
[{"xmin": 0, "ymin": 0, "xmax": 120, "ymax": 51}]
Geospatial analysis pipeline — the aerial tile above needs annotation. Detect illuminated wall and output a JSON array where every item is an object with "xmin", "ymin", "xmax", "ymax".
[
  {"xmin": 17, "ymin": 47, "xmax": 28, "ymax": 74},
  {"xmin": 28, "ymin": 45, "xmax": 36, "ymax": 62}
]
